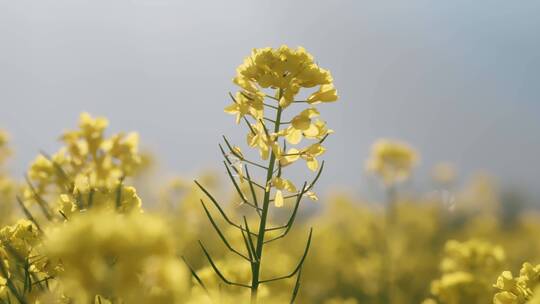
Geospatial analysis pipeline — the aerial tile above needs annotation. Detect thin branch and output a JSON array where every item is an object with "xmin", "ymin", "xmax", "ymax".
[
  {"xmin": 58, "ymin": 210, "xmax": 69, "ymax": 221},
  {"xmin": 240, "ymin": 225, "xmax": 255, "ymax": 263},
  {"xmin": 258, "ymin": 119, "xmax": 271, "ymax": 138},
  {"xmin": 222, "ymin": 137, "xmax": 268, "ymax": 170},
  {"xmin": 318, "ymin": 134, "xmax": 330, "ymax": 144},
  {"xmin": 265, "ymin": 94, "xmax": 279, "ymax": 101},
  {"xmin": 228, "ymin": 92, "xmax": 239, "ymax": 103},
  {"xmin": 305, "ymin": 160, "xmax": 325, "ymax": 192},
  {"xmin": 243, "ymin": 217, "xmax": 258, "ymax": 262},
  {"xmin": 242, "ymin": 117, "xmax": 257, "ymax": 135},
  {"xmin": 181, "ymin": 256, "xmax": 209, "ymax": 294},
  {"xmin": 223, "ymin": 161, "xmax": 262, "ymax": 213},
  {"xmin": 244, "ymin": 165, "xmax": 260, "ymax": 208},
  {"xmin": 290, "ymin": 267, "xmax": 303, "ymax": 304},
  {"xmin": 194, "ymin": 181, "xmax": 257, "ymax": 237},
  {"xmin": 221, "ymin": 136, "xmax": 243, "ymax": 159},
  {"xmin": 199, "ymin": 241, "xmax": 252, "ymax": 288},
  {"xmin": 0, "ymin": 259, "xmax": 27, "ymax": 304},
  {"xmin": 115, "ymin": 176, "xmax": 126, "ymax": 210},
  {"xmin": 270, "ymin": 162, "xmax": 324, "ymax": 203},
  {"xmin": 218, "ymin": 144, "xmax": 265, "ymax": 190},
  {"xmin": 239, "ymin": 91, "xmax": 256, "ymax": 101},
  {"xmin": 200, "ymin": 200, "xmax": 251, "ymax": 261},
  {"xmin": 16, "ymin": 196, "xmax": 42, "ymax": 233},
  {"xmin": 31, "ymin": 276, "xmax": 54, "ymax": 287},
  {"xmin": 5, "ymin": 245, "xmax": 47, "ymax": 293},
  {"xmin": 259, "ymin": 228, "xmax": 313, "ymax": 284},
  {"xmin": 264, "ymin": 182, "xmax": 307, "ymax": 240},
  {"xmin": 24, "ymin": 176, "xmax": 52, "ymax": 221},
  {"xmin": 263, "ymin": 103, "xmax": 279, "ymax": 110},
  {"xmin": 39, "ymin": 151, "xmax": 73, "ymax": 192}
]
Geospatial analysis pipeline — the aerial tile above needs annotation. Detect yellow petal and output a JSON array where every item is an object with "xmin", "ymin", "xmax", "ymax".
[
  {"xmin": 224, "ymin": 103, "xmax": 238, "ymax": 114},
  {"xmin": 302, "ymin": 107, "xmax": 320, "ymax": 118},
  {"xmin": 279, "ymin": 96, "xmax": 289, "ymax": 107},
  {"xmin": 274, "ymin": 190, "xmax": 284, "ymax": 207},
  {"xmin": 234, "ymin": 163, "xmax": 245, "ymax": 184},
  {"xmin": 285, "ymin": 127, "xmax": 302, "ymax": 145},
  {"xmin": 303, "ymin": 124, "xmax": 319, "ymax": 138},
  {"xmin": 291, "ymin": 115, "xmax": 311, "ymax": 130},
  {"xmin": 306, "ymin": 191, "xmax": 319, "ymax": 201},
  {"xmin": 306, "ymin": 143, "xmax": 326, "ymax": 157},
  {"xmin": 284, "ymin": 180, "xmax": 297, "ymax": 192},
  {"xmin": 284, "ymin": 148, "xmax": 300, "ymax": 163},
  {"xmin": 307, "ymin": 84, "xmax": 338, "ymax": 104},
  {"xmin": 232, "ymin": 146, "xmax": 244, "ymax": 159},
  {"xmin": 306, "ymin": 158, "xmax": 319, "ymax": 171}
]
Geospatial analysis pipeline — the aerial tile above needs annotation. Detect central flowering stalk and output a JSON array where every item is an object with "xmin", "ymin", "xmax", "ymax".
[{"xmin": 195, "ymin": 45, "xmax": 338, "ymax": 303}]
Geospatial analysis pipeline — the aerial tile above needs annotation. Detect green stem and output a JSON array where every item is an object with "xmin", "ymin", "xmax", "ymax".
[
  {"xmin": 250, "ymin": 90, "xmax": 283, "ymax": 303},
  {"xmin": 382, "ymin": 185, "xmax": 397, "ymax": 304}
]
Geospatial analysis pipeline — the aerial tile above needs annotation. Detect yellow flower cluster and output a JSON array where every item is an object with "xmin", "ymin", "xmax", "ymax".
[
  {"xmin": 24, "ymin": 113, "xmax": 142, "ymax": 217},
  {"xmin": 232, "ymin": 46, "xmax": 337, "ymax": 108},
  {"xmin": 44, "ymin": 210, "xmax": 189, "ymax": 303},
  {"xmin": 366, "ymin": 139, "xmax": 419, "ymax": 185},
  {"xmin": 57, "ymin": 184, "xmax": 142, "ymax": 218},
  {"xmin": 0, "ymin": 220, "xmax": 40, "ymax": 259},
  {"xmin": 0, "ymin": 219, "xmax": 58, "ymax": 301},
  {"xmin": 429, "ymin": 239, "xmax": 506, "ymax": 304},
  {"xmin": 225, "ymin": 46, "xmax": 337, "ymax": 172},
  {"xmin": 494, "ymin": 263, "xmax": 540, "ymax": 304}
]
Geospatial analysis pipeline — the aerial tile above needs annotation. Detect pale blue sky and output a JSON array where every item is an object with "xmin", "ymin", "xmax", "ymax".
[{"xmin": 1, "ymin": 1, "xmax": 539, "ymax": 199}]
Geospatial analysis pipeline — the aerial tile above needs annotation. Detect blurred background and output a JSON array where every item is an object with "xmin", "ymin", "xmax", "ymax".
[{"xmin": 1, "ymin": 0, "xmax": 539, "ymax": 200}]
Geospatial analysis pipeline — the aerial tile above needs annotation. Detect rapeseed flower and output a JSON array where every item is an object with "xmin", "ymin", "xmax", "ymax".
[
  {"xmin": 24, "ymin": 113, "xmax": 143, "ymax": 220},
  {"xmin": 44, "ymin": 210, "xmax": 189, "ymax": 303},
  {"xmin": 232, "ymin": 46, "xmax": 335, "ymax": 108},
  {"xmin": 494, "ymin": 263, "xmax": 540, "ymax": 304},
  {"xmin": 430, "ymin": 239, "xmax": 505, "ymax": 304},
  {"xmin": 201, "ymin": 46, "xmax": 339, "ymax": 303},
  {"xmin": 226, "ymin": 45, "xmax": 337, "ymax": 171},
  {"xmin": 366, "ymin": 139, "xmax": 419, "ymax": 185},
  {"xmin": 281, "ymin": 143, "xmax": 326, "ymax": 171}
]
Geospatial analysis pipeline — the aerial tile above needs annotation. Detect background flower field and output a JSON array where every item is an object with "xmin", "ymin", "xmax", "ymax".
[
  {"xmin": 0, "ymin": 108, "xmax": 539, "ymax": 303},
  {"xmin": 1, "ymin": 2, "xmax": 539, "ymax": 303}
]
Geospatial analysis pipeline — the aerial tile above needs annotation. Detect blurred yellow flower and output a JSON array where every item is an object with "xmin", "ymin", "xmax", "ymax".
[
  {"xmin": 24, "ymin": 113, "xmax": 143, "ymax": 219},
  {"xmin": 366, "ymin": 139, "xmax": 419, "ymax": 185},
  {"xmin": 0, "ymin": 219, "xmax": 40, "ymax": 258},
  {"xmin": 44, "ymin": 210, "xmax": 189, "ymax": 303},
  {"xmin": 430, "ymin": 239, "xmax": 505, "ymax": 304},
  {"xmin": 493, "ymin": 263, "xmax": 540, "ymax": 304},
  {"xmin": 432, "ymin": 162, "xmax": 457, "ymax": 185},
  {"xmin": 274, "ymin": 190, "xmax": 284, "ymax": 208}
]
